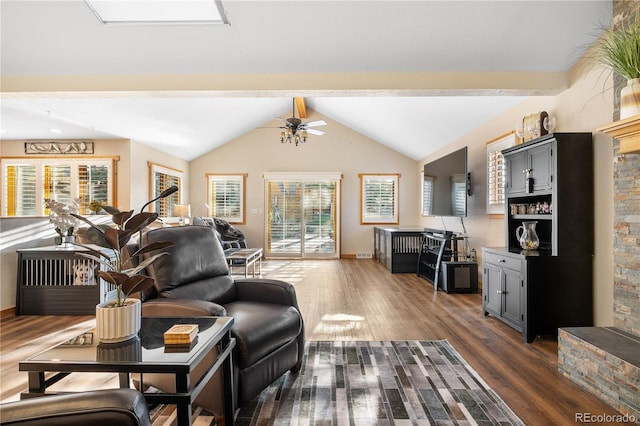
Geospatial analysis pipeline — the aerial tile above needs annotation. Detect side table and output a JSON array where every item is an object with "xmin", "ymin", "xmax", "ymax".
[{"xmin": 226, "ymin": 248, "xmax": 263, "ymax": 278}]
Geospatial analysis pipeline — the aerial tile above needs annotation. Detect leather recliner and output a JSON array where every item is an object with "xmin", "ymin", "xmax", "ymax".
[
  {"xmin": 0, "ymin": 389, "xmax": 151, "ymax": 426},
  {"xmin": 138, "ymin": 225, "xmax": 304, "ymax": 410}
]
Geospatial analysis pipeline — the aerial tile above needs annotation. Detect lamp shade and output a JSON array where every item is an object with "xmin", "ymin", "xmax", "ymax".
[{"xmin": 173, "ymin": 204, "xmax": 189, "ymax": 217}]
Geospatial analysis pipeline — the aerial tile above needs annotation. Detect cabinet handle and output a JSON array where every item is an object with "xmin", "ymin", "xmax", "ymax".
[
  {"xmin": 497, "ymin": 290, "xmax": 503, "ymax": 294},
  {"xmin": 499, "ymin": 259, "xmax": 506, "ymax": 263}
]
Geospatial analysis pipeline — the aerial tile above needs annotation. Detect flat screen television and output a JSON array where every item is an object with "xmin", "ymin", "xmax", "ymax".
[{"xmin": 423, "ymin": 147, "xmax": 468, "ymax": 217}]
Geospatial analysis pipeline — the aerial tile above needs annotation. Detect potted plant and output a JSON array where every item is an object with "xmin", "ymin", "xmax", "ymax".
[
  {"xmin": 44, "ymin": 198, "xmax": 80, "ymax": 246},
  {"xmin": 592, "ymin": 19, "xmax": 640, "ymax": 119},
  {"xmin": 73, "ymin": 208, "xmax": 171, "ymax": 343}
]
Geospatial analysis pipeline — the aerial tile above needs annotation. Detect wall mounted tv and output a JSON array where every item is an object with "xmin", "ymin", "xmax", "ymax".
[{"xmin": 423, "ymin": 146, "xmax": 468, "ymax": 217}]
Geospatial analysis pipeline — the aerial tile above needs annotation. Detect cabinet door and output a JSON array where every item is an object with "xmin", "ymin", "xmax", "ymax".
[
  {"xmin": 483, "ymin": 263, "xmax": 503, "ymax": 316},
  {"xmin": 502, "ymin": 268, "xmax": 523, "ymax": 328},
  {"xmin": 529, "ymin": 142, "xmax": 553, "ymax": 192},
  {"xmin": 505, "ymin": 151, "xmax": 527, "ymax": 196}
]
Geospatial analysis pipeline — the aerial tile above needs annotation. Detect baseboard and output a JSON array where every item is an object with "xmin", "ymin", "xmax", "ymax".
[{"xmin": 1, "ymin": 307, "xmax": 16, "ymax": 319}]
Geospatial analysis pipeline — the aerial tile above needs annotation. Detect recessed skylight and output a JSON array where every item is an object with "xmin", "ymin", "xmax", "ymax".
[{"xmin": 85, "ymin": 0, "xmax": 229, "ymax": 25}]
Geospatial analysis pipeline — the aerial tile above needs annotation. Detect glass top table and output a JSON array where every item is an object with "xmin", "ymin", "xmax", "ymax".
[
  {"xmin": 226, "ymin": 248, "xmax": 263, "ymax": 278},
  {"xmin": 20, "ymin": 316, "xmax": 236, "ymax": 426}
]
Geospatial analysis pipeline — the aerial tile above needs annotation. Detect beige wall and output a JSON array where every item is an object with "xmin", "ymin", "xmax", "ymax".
[
  {"xmin": 189, "ymin": 109, "xmax": 420, "ymax": 256},
  {"xmin": 418, "ymin": 63, "xmax": 615, "ymax": 326}
]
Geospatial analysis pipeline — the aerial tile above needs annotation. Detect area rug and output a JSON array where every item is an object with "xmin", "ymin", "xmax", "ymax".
[
  {"xmin": 150, "ymin": 340, "xmax": 523, "ymax": 425},
  {"xmin": 234, "ymin": 340, "xmax": 523, "ymax": 425}
]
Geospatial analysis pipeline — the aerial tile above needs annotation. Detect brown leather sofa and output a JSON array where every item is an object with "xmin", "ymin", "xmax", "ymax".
[
  {"xmin": 138, "ymin": 225, "xmax": 304, "ymax": 410},
  {"xmin": 0, "ymin": 389, "xmax": 151, "ymax": 426}
]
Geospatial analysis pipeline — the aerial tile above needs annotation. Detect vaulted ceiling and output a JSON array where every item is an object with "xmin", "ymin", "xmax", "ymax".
[{"xmin": 0, "ymin": 1, "xmax": 612, "ymax": 161}]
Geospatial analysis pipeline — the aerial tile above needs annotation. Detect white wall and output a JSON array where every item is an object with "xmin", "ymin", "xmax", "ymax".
[{"xmin": 189, "ymin": 109, "xmax": 420, "ymax": 257}]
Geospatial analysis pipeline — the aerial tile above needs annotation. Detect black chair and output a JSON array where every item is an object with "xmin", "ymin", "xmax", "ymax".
[
  {"xmin": 0, "ymin": 389, "xmax": 151, "ymax": 426},
  {"xmin": 138, "ymin": 226, "xmax": 304, "ymax": 411}
]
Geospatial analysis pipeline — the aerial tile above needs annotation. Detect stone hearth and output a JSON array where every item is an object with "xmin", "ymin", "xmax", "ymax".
[{"xmin": 559, "ymin": 327, "xmax": 639, "ymax": 419}]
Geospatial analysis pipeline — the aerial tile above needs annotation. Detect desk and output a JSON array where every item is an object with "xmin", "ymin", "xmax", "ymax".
[
  {"xmin": 19, "ymin": 317, "xmax": 236, "ymax": 426},
  {"xmin": 226, "ymin": 248, "xmax": 263, "ymax": 278}
]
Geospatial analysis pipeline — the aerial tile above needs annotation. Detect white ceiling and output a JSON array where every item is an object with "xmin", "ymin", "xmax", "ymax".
[{"xmin": 0, "ymin": 1, "xmax": 612, "ymax": 161}]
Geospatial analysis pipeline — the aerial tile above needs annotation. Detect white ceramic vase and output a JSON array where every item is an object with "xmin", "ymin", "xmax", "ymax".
[
  {"xmin": 620, "ymin": 78, "xmax": 640, "ymax": 119},
  {"xmin": 95, "ymin": 298, "xmax": 141, "ymax": 343}
]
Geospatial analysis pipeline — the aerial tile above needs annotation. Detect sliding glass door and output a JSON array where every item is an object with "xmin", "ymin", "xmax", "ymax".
[{"xmin": 264, "ymin": 173, "xmax": 341, "ymax": 258}]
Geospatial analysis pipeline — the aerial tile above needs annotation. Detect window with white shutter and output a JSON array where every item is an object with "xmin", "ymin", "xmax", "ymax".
[
  {"xmin": 359, "ymin": 173, "xmax": 400, "ymax": 224},
  {"xmin": 2, "ymin": 158, "xmax": 116, "ymax": 216},
  {"xmin": 148, "ymin": 162, "xmax": 183, "ymax": 217},
  {"xmin": 207, "ymin": 174, "xmax": 246, "ymax": 223},
  {"xmin": 486, "ymin": 132, "xmax": 516, "ymax": 215},
  {"xmin": 421, "ymin": 172, "xmax": 434, "ymax": 216}
]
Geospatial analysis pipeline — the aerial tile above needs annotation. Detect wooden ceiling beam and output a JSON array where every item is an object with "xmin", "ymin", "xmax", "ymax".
[{"xmin": 294, "ymin": 97, "xmax": 307, "ymax": 118}]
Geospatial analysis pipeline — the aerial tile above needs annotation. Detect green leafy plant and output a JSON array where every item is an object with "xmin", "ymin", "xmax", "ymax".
[
  {"xmin": 73, "ymin": 207, "xmax": 172, "ymax": 307},
  {"xmin": 592, "ymin": 19, "xmax": 640, "ymax": 80}
]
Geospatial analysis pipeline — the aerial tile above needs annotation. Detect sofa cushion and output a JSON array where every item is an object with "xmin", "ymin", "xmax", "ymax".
[
  {"xmin": 224, "ymin": 301, "xmax": 303, "ymax": 368},
  {"xmin": 144, "ymin": 226, "xmax": 236, "ymax": 304}
]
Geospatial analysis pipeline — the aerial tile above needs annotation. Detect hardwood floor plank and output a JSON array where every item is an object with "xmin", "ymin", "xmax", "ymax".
[{"xmin": 0, "ymin": 258, "xmax": 620, "ymax": 425}]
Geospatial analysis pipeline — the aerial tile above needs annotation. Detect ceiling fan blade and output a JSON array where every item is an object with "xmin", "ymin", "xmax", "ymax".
[
  {"xmin": 304, "ymin": 120, "xmax": 327, "ymax": 127},
  {"xmin": 306, "ymin": 128, "xmax": 325, "ymax": 136}
]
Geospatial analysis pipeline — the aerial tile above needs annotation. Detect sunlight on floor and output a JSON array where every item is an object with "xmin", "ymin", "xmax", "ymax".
[
  {"xmin": 260, "ymin": 259, "xmax": 328, "ymax": 283},
  {"xmin": 313, "ymin": 313, "xmax": 365, "ymax": 336}
]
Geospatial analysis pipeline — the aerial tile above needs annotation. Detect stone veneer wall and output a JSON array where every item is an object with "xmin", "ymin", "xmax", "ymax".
[
  {"xmin": 613, "ymin": 0, "xmax": 640, "ymax": 338},
  {"xmin": 558, "ymin": 328, "xmax": 640, "ymax": 420}
]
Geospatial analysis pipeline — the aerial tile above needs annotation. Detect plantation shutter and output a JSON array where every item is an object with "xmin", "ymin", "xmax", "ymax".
[
  {"xmin": 2, "ymin": 158, "xmax": 114, "ymax": 216},
  {"xmin": 4, "ymin": 164, "xmax": 37, "ymax": 216},
  {"xmin": 153, "ymin": 171, "xmax": 181, "ymax": 217},
  {"xmin": 487, "ymin": 149, "xmax": 505, "ymax": 206},
  {"xmin": 422, "ymin": 174, "xmax": 434, "ymax": 216},
  {"xmin": 208, "ymin": 175, "xmax": 245, "ymax": 223},
  {"xmin": 360, "ymin": 174, "xmax": 399, "ymax": 224},
  {"xmin": 486, "ymin": 132, "xmax": 516, "ymax": 215}
]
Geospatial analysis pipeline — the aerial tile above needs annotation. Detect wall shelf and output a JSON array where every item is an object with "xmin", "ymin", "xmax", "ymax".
[{"xmin": 597, "ymin": 114, "xmax": 640, "ymax": 154}]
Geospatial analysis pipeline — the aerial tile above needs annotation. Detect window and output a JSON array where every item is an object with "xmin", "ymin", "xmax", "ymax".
[
  {"xmin": 486, "ymin": 132, "xmax": 516, "ymax": 215},
  {"xmin": 2, "ymin": 158, "xmax": 116, "ymax": 216},
  {"xmin": 148, "ymin": 162, "xmax": 183, "ymax": 217},
  {"xmin": 421, "ymin": 172, "xmax": 433, "ymax": 216},
  {"xmin": 207, "ymin": 174, "xmax": 246, "ymax": 223},
  {"xmin": 359, "ymin": 173, "xmax": 400, "ymax": 224}
]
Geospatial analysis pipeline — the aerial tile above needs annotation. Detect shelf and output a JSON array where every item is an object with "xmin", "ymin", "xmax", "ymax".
[
  {"xmin": 597, "ymin": 114, "xmax": 640, "ymax": 154},
  {"xmin": 512, "ymin": 214, "xmax": 552, "ymax": 220}
]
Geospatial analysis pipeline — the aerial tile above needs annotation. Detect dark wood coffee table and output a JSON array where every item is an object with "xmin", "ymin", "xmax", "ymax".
[{"xmin": 19, "ymin": 316, "xmax": 235, "ymax": 426}]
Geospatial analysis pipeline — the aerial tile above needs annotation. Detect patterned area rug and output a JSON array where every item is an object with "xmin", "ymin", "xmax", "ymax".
[{"xmin": 234, "ymin": 340, "xmax": 523, "ymax": 425}]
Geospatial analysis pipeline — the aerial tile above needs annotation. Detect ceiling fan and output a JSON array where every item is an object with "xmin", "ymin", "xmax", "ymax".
[{"xmin": 275, "ymin": 98, "xmax": 327, "ymax": 146}]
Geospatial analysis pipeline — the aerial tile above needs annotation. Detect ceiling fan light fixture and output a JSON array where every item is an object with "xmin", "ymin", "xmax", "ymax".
[{"xmin": 277, "ymin": 98, "xmax": 327, "ymax": 147}]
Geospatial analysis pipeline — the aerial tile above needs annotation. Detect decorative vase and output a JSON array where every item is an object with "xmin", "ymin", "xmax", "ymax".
[
  {"xmin": 620, "ymin": 78, "xmax": 640, "ymax": 119},
  {"xmin": 516, "ymin": 221, "xmax": 540, "ymax": 250},
  {"xmin": 95, "ymin": 298, "xmax": 141, "ymax": 343},
  {"xmin": 55, "ymin": 235, "xmax": 75, "ymax": 247}
]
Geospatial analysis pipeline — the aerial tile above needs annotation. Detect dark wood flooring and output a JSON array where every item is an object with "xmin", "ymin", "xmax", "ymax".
[{"xmin": 0, "ymin": 258, "xmax": 621, "ymax": 425}]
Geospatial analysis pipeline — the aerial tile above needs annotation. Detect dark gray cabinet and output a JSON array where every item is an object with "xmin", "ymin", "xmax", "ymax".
[
  {"xmin": 505, "ymin": 140, "xmax": 553, "ymax": 196},
  {"xmin": 482, "ymin": 248, "xmax": 524, "ymax": 332},
  {"xmin": 483, "ymin": 133, "xmax": 594, "ymax": 342}
]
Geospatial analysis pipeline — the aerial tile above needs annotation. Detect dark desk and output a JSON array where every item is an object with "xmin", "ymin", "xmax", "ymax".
[{"xmin": 20, "ymin": 316, "xmax": 236, "ymax": 426}]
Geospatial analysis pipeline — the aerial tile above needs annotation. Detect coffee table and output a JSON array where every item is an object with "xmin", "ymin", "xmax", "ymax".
[
  {"xmin": 19, "ymin": 316, "xmax": 236, "ymax": 426},
  {"xmin": 226, "ymin": 248, "xmax": 263, "ymax": 278}
]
